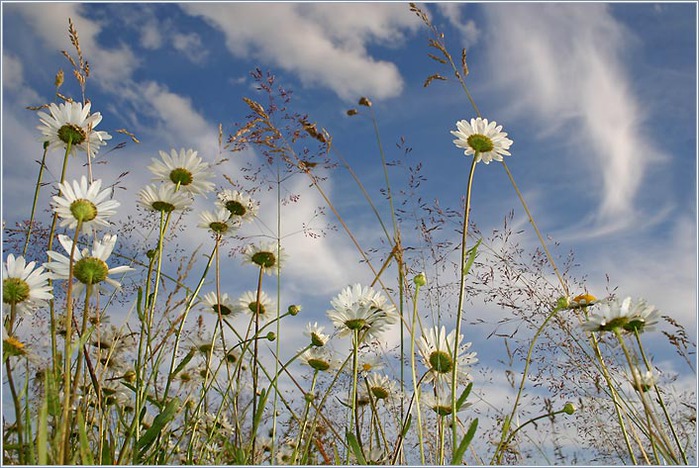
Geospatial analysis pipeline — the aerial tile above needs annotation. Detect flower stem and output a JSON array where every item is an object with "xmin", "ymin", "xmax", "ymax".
[
  {"xmin": 634, "ymin": 330, "xmax": 688, "ymax": 464},
  {"xmin": 491, "ymin": 302, "xmax": 562, "ymax": 464},
  {"xmin": 410, "ymin": 283, "xmax": 426, "ymax": 465},
  {"xmin": 452, "ymin": 155, "xmax": 477, "ymax": 453},
  {"xmin": 250, "ymin": 265, "xmax": 265, "ymax": 462}
]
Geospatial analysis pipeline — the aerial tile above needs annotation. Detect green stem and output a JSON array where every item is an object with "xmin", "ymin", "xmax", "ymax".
[
  {"xmin": 452, "ymin": 155, "xmax": 478, "ymax": 454},
  {"xmin": 23, "ymin": 143, "xmax": 49, "ymax": 256},
  {"xmin": 634, "ymin": 330, "xmax": 688, "ymax": 464},
  {"xmin": 491, "ymin": 302, "xmax": 562, "ymax": 464},
  {"xmin": 250, "ymin": 265, "xmax": 265, "ymax": 463},
  {"xmin": 5, "ymin": 304, "xmax": 25, "ymax": 464},
  {"xmin": 410, "ymin": 282, "xmax": 426, "ymax": 464}
]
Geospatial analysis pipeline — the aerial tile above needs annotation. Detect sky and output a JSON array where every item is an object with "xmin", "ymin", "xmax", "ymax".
[{"xmin": 1, "ymin": 2, "xmax": 697, "ymax": 463}]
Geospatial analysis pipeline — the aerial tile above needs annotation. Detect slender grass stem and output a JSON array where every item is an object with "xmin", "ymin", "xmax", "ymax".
[{"xmin": 23, "ymin": 143, "xmax": 50, "ymax": 256}]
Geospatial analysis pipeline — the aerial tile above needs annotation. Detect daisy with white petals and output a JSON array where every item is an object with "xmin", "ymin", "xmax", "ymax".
[
  {"xmin": 305, "ymin": 322, "xmax": 329, "ymax": 347},
  {"xmin": 216, "ymin": 189, "xmax": 258, "ymax": 223},
  {"xmin": 243, "ymin": 242, "xmax": 286, "ymax": 275},
  {"xmin": 201, "ymin": 291, "xmax": 237, "ymax": 317},
  {"xmin": 582, "ymin": 297, "xmax": 660, "ymax": 333},
  {"xmin": 148, "ymin": 148, "xmax": 215, "ymax": 195},
  {"xmin": 420, "ymin": 388, "xmax": 469, "ymax": 416},
  {"xmin": 300, "ymin": 346, "xmax": 336, "ymax": 372},
  {"xmin": 418, "ymin": 326, "xmax": 478, "ymax": 385},
  {"xmin": 199, "ymin": 208, "xmax": 239, "ymax": 237},
  {"xmin": 327, "ymin": 283, "xmax": 397, "ymax": 341},
  {"xmin": 3, "ymin": 254, "xmax": 53, "ymax": 315},
  {"xmin": 37, "ymin": 101, "xmax": 112, "ymax": 159},
  {"xmin": 52, "ymin": 176, "xmax": 120, "ymax": 233},
  {"xmin": 44, "ymin": 234, "xmax": 133, "ymax": 297},
  {"xmin": 233, "ymin": 290, "xmax": 274, "ymax": 318},
  {"xmin": 138, "ymin": 184, "xmax": 192, "ymax": 213},
  {"xmin": 451, "ymin": 117, "xmax": 513, "ymax": 164},
  {"xmin": 365, "ymin": 373, "xmax": 401, "ymax": 404}
]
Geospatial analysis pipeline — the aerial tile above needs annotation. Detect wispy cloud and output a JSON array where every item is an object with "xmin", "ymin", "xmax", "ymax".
[
  {"xmin": 180, "ymin": 3, "xmax": 421, "ymax": 101},
  {"xmin": 480, "ymin": 4, "xmax": 666, "ymax": 232},
  {"xmin": 11, "ymin": 3, "xmax": 138, "ymax": 87}
]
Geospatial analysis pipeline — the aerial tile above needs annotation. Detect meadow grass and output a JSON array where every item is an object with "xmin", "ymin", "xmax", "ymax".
[{"xmin": 2, "ymin": 7, "xmax": 695, "ymax": 465}]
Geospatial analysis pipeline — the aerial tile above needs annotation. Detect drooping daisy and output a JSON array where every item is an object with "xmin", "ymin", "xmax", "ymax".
[
  {"xmin": 305, "ymin": 322, "xmax": 330, "ymax": 347},
  {"xmin": 37, "ymin": 101, "xmax": 112, "ymax": 159},
  {"xmin": 299, "ymin": 346, "xmax": 336, "ymax": 372},
  {"xmin": 148, "ymin": 148, "xmax": 215, "ymax": 195},
  {"xmin": 216, "ymin": 189, "xmax": 258, "ymax": 223},
  {"xmin": 583, "ymin": 297, "xmax": 660, "ymax": 333},
  {"xmin": 199, "ymin": 208, "xmax": 239, "ymax": 237},
  {"xmin": 418, "ymin": 326, "xmax": 478, "ymax": 385},
  {"xmin": 44, "ymin": 234, "xmax": 133, "ymax": 297},
  {"xmin": 138, "ymin": 183, "xmax": 192, "ymax": 213},
  {"xmin": 233, "ymin": 290, "xmax": 275, "ymax": 318},
  {"xmin": 451, "ymin": 117, "xmax": 513, "ymax": 164},
  {"xmin": 201, "ymin": 291, "xmax": 237, "ymax": 317},
  {"xmin": 3, "ymin": 253, "xmax": 53, "ymax": 315},
  {"xmin": 326, "ymin": 283, "xmax": 397, "ymax": 341},
  {"xmin": 243, "ymin": 242, "xmax": 286, "ymax": 275},
  {"xmin": 52, "ymin": 176, "xmax": 120, "ymax": 233}
]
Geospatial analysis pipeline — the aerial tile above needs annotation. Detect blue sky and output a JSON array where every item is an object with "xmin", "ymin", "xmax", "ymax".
[{"xmin": 2, "ymin": 2, "xmax": 697, "ymax": 462}]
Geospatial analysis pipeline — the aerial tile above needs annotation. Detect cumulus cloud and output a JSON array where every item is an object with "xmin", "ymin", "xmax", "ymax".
[
  {"xmin": 180, "ymin": 3, "xmax": 421, "ymax": 101},
  {"xmin": 481, "ymin": 4, "xmax": 664, "ymax": 229},
  {"xmin": 436, "ymin": 3, "xmax": 480, "ymax": 48}
]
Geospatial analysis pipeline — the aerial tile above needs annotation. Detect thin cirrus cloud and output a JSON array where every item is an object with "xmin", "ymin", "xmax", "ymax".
[
  {"xmin": 480, "ymin": 3, "xmax": 665, "ymax": 233},
  {"xmin": 180, "ymin": 3, "xmax": 421, "ymax": 101}
]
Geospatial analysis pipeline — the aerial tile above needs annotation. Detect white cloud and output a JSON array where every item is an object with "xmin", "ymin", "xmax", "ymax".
[
  {"xmin": 436, "ymin": 3, "xmax": 480, "ymax": 48},
  {"xmin": 482, "ymin": 4, "xmax": 665, "ymax": 229},
  {"xmin": 10, "ymin": 3, "xmax": 138, "ymax": 87},
  {"xmin": 172, "ymin": 32, "xmax": 209, "ymax": 64},
  {"xmin": 140, "ymin": 21, "xmax": 163, "ymax": 50},
  {"xmin": 180, "ymin": 3, "xmax": 421, "ymax": 101}
]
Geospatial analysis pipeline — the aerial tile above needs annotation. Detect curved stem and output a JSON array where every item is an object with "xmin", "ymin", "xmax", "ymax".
[
  {"xmin": 23, "ymin": 144, "xmax": 50, "ymax": 256},
  {"xmin": 491, "ymin": 303, "xmax": 562, "ymax": 464},
  {"xmin": 410, "ymin": 283, "xmax": 426, "ymax": 464}
]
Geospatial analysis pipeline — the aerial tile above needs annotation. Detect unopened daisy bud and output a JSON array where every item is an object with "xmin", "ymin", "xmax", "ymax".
[
  {"xmin": 358, "ymin": 97, "xmax": 372, "ymax": 107},
  {"xmin": 266, "ymin": 332, "xmax": 276, "ymax": 342},
  {"xmin": 146, "ymin": 249, "xmax": 157, "ymax": 260},
  {"xmin": 288, "ymin": 304, "xmax": 301, "ymax": 316},
  {"xmin": 122, "ymin": 370, "xmax": 136, "ymax": 384},
  {"xmin": 562, "ymin": 402, "xmax": 576, "ymax": 415},
  {"xmin": 414, "ymin": 272, "xmax": 427, "ymax": 287},
  {"xmin": 304, "ymin": 392, "xmax": 315, "ymax": 403},
  {"xmin": 557, "ymin": 296, "xmax": 570, "ymax": 309}
]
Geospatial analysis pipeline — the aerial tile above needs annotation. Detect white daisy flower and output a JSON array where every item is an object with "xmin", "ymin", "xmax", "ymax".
[
  {"xmin": 326, "ymin": 283, "xmax": 397, "ymax": 341},
  {"xmin": 451, "ymin": 117, "xmax": 513, "ymax": 164},
  {"xmin": 44, "ymin": 233, "xmax": 133, "ymax": 297},
  {"xmin": 148, "ymin": 148, "xmax": 215, "ymax": 195},
  {"xmin": 583, "ymin": 297, "xmax": 660, "ymax": 333},
  {"xmin": 623, "ymin": 298, "xmax": 661, "ymax": 333},
  {"xmin": 3, "ymin": 254, "xmax": 53, "ymax": 315},
  {"xmin": 357, "ymin": 352, "xmax": 385, "ymax": 375},
  {"xmin": 52, "ymin": 176, "xmax": 120, "ymax": 234},
  {"xmin": 420, "ymin": 388, "xmax": 469, "ymax": 416},
  {"xmin": 216, "ymin": 189, "xmax": 258, "ymax": 223},
  {"xmin": 243, "ymin": 242, "xmax": 286, "ymax": 275},
  {"xmin": 191, "ymin": 334, "xmax": 222, "ymax": 357},
  {"xmin": 37, "ymin": 101, "xmax": 112, "ymax": 159},
  {"xmin": 418, "ymin": 326, "xmax": 478, "ymax": 385},
  {"xmin": 233, "ymin": 290, "xmax": 275, "ymax": 318},
  {"xmin": 299, "ymin": 346, "xmax": 336, "ymax": 372},
  {"xmin": 631, "ymin": 368, "xmax": 656, "ymax": 393},
  {"xmin": 201, "ymin": 291, "xmax": 238, "ymax": 317},
  {"xmin": 138, "ymin": 183, "xmax": 192, "ymax": 213},
  {"xmin": 365, "ymin": 373, "xmax": 401, "ymax": 404},
  {"xmin": 305, "ymin": 322, "xmax": 329, "ymax": 347},
  {"xmin": 198, "ymin": 208, "xmax": 239, "ymax": 237}
]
